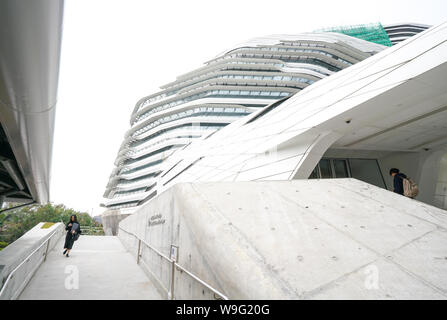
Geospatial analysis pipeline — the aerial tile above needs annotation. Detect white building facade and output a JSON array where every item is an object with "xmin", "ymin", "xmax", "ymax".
[
  {"xmin": 154, "ymin": 21, "xmax": 447, "ymax": 211},
  {"xmin": 103, "ymin": 31, "xmax": 389, "ymax": 212},
  {"xmin": 103, "ymin": 22, "xmax": 441, "ymax": 216}
]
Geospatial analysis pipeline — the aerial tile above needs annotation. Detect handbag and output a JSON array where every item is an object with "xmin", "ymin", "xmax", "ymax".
[{"xmin": 71, "ymin": 222, "xmax": 80, "ymax": 241}]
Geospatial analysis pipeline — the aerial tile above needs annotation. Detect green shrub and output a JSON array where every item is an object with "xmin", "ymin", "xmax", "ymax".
[
  {"xmin": 0, "ymin": 241, "xmax": 9, "ymax": 250},
  {"xmin": 0, "ymin": 203, "xmax": 102, "ymax": 244}
]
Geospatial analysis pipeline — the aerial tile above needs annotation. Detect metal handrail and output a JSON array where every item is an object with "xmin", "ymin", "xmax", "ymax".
[
  {"xmin": 80, "ymin": 227, "xmax": 105, "ymax": 236},
  {"xmin": 119, "ymin": 227, "xmax": 171, "ymax": 261},
  {"xmin": 118, "ymin": 226, "xmax": 228, "ymax": 300},
  {"xmin": 79, "ymin": 226, "xmax": 104, "ymax": 231},
  {"xmin": 0, "ymin": 224, "xmax": 63, "ymax": 299}
]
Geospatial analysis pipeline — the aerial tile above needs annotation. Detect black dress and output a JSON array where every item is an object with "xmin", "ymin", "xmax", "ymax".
[{"xmin": 64, "ymin": 222, "xmax": 82, "ymax": 249}]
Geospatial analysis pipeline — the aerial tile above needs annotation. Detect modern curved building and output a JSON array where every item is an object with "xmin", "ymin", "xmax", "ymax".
[
  {"xmin": 102, "ymin": 31, "xmax": 387, "ymax": 213},
  {"xmin": 102, "ymin": 22, "xmax": 435, "ymax": 219},
  {"xmin": 118, "ymin": 22, "xmax": 447, "ymax": 299},
  {"xmin": 153, "ymin": 21, "xmax": 447, "ymax": 210}
]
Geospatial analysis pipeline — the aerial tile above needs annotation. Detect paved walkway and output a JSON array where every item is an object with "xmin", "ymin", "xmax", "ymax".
[{"xmin": 19, "ymin": 235, "xmax": 162, "ymax": 299}]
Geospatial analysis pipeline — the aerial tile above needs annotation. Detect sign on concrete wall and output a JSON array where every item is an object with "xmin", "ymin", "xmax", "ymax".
[{"xmin": 148, "ymin": 213, "xmax": 165, "ymax": 227}]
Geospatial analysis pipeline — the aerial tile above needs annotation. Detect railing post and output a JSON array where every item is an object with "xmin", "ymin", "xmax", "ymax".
[
  {"xmin": 137, "ymin": 239, "xmax": 141, "ymax": 264},
  {"xmin": 44, "ymin": 238, "xmax": 50, "ymax": 262},
  {"xmin": 170, "ymin": 260, "xmax": 175, "ymax": 300}
]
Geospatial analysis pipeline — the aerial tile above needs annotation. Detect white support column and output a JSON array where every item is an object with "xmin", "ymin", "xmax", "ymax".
[{"xmin": 289, "ymin": 131, "xmax": 342, "ymax": 180}]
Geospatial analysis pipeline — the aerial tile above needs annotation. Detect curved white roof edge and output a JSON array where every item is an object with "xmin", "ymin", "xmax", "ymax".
[
  {"xmin": 213, "ymin": 32, "xmax": 386, "ymax": 59},
  {"xmin": 0, "ymin": 0, "xmax": 64, "ymax": 204}
]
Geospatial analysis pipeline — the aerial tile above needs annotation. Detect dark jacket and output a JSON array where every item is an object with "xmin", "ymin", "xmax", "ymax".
[
  {"xmin": 64, "ymin": 221, "xmax": 82, "ymax": 249},
  {"xmin": 393, "ymin": 173, "xmax": 407, "ymax": 195}
]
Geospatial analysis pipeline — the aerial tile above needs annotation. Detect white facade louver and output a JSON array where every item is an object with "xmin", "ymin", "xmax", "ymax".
[{"xmin": 384, "ymin": 23, "xmax": 431, "ymax": 45}]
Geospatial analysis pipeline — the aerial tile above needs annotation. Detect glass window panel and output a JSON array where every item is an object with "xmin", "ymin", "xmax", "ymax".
[
  {"xmin": 333, "ymin": 160, "xmax": 349, "ymax": 178},
  {"xmin": 348, "ymin": 159, "xmax": 386, "ymax": 188},
  {"xmin": 319, "ymin": 159, "xmax": 332, "ymax": 178},
  {"xmin": 309, "ymin": 165, "xmax": 319, "ymax": 179}
]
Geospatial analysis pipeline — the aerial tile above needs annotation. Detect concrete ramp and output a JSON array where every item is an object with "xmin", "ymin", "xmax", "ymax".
[
  {"xmin": 119, "ymin": 179, "xmax": 447, "ymax": 299},
  {"xmin": 19, "ymin": 236, "xmax": 162, "ymax": 300}
]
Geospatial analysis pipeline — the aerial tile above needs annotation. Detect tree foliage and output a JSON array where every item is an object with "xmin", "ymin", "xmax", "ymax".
[{"xmin": 0, "ymin": 203, "xmax": 102, "ymax": 249}]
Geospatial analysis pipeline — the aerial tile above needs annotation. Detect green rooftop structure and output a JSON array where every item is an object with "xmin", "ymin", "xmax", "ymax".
[{"xmin": 317, "ymin": 22, "xmax": 393, "ymax": 47}]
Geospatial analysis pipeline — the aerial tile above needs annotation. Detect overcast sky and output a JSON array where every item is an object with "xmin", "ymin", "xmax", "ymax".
[{"xmin": 50, "ymin": 0, "xmax": 447, "ymax": 216}]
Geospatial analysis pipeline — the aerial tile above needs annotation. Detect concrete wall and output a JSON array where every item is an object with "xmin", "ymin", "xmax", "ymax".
[
  {"xmin": 118, "ymin": 180, "xmax": 447, "ymax": 299},
  {"xmin": 0, "ymin": 222, "xmax": 64, "ymax": 299},
  {"xmin": 101, "ymin": 210, "xmax": 131, "ymax": 235}
]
